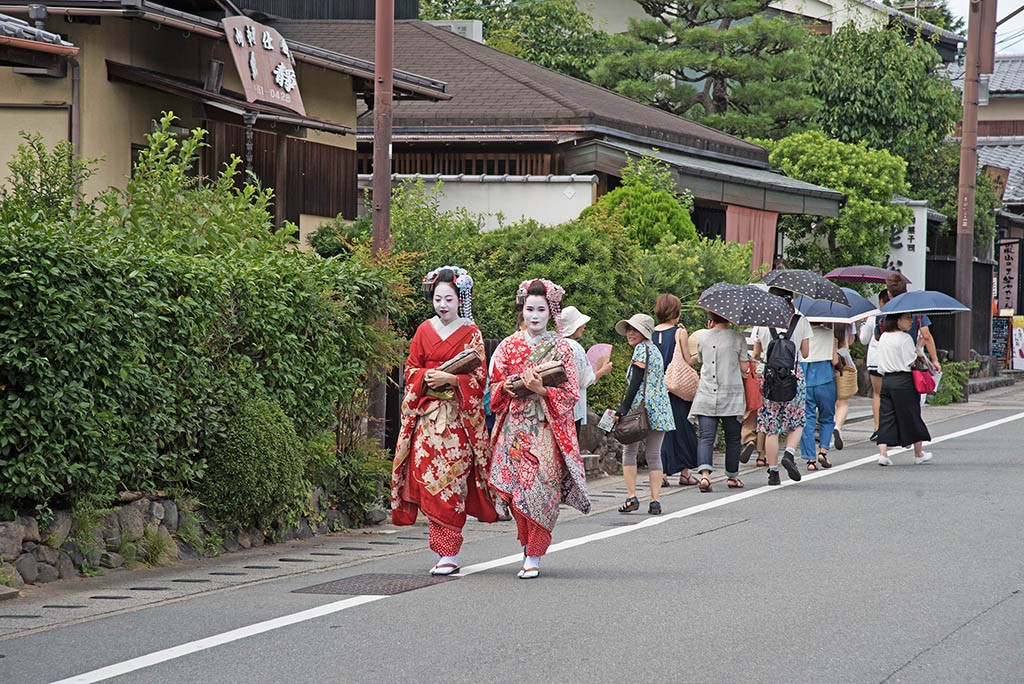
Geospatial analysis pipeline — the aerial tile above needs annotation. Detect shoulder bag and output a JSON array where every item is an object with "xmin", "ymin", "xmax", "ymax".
[
  {"xmin": 664, "ymin": 326, "xmax": 699, "ymax": 402},
  {"xmin": 612, "ymin": 346, "xmax": 650, "ymax": 444}
]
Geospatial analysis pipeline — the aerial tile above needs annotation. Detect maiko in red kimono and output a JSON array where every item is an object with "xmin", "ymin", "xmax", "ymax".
[
  {"xmin": 489, "ymin": 330, "xmax": 591, "ymax": 556},
  {"xmin": 392, "ymin": 318, "xmax": 497, "ymax": 556}
]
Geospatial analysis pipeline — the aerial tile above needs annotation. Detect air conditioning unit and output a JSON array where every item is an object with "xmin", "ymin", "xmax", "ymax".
[{"xmin": 426, "ymin": 19, "xmax": 484, "ymax": 43}]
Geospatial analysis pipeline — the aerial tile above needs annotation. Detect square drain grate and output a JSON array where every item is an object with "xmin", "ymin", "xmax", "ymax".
[{"xmin": 293, "ymin": 573, "xmax": 457, "ymax": 596}]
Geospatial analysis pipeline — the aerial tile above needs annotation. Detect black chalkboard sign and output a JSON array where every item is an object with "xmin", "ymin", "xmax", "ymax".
[{"xmin": 992, "ymin": 316, "xmax": 1011, "ymax": 359}]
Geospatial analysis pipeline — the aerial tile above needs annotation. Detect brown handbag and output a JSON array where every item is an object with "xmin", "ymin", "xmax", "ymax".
[
  {"xmin": 437, "ymin": 348, "xmax": 482, "ymax": 375},
  {"xmin": 664, "ymin": 327, "xmax": 699, "ymax": 401},
  {"xmin": 612, "ymin": 347, "xmax": 650, "ymax": 444},
  {"xmin": 506, "ymin": 360, "xmax": 569, "ymax": 398}
]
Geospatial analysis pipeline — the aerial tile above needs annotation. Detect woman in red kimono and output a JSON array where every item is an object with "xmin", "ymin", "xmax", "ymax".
[
  {"xmin": 392, "ymin": 266, "xmax": 497, "ymax": 576},
  {"xmin": 489, "ymin": 278, "xmax": 591, "ymax": 579}
]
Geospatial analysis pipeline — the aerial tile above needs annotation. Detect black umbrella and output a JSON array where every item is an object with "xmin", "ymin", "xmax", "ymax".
[
  {"xmin": 696, "ymin": 283, "xmax": 795, "ymax": 328},
  {"xmin": 762, "ymin": 269, "xmax": 849, "ymax": 305}
]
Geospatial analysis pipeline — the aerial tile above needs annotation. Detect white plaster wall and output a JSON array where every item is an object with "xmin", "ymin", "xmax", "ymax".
[{"xmin": 431, "ymin": 180, "xmax": 597, "ymax": 231}]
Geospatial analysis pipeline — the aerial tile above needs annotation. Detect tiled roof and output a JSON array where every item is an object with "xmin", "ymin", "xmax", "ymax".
[
  {"xmin": 947, "ymin": 55, "xmax": 1024, "ymax": 93},
  {"xmin": 977, "ymin": 138, "xmax": 1024, "ymax": 203},
  {"xmin": 273, "ymin": 19, "xmax": 768, "ymax": 165},
  {"xmin": 0, "ymin": 11, "xmax": 76, "ymax": 49}
]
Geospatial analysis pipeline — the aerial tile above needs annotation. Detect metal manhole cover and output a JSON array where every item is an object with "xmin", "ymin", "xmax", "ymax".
[{"xmin": 293, "ymin": 573, "xmax": 457, "ymax": 596}]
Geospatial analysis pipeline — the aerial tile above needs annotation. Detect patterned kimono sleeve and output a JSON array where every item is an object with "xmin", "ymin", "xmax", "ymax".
[
  {"xmin": 454, "ymin": 326, "xmax": 487, "ymax": 412},
  {"xmin": 544, "ymin": 340, "xmax": 580, "ymax": 419},
  {"xmin": 403, "ymin": 324, "xmax": 430, "ymax": 403},
  {"xmin": 488, "ymin": 337, "xmax": 513, "ymax": 415}
]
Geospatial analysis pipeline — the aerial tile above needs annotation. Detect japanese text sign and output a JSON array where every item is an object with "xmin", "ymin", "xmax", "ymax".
[
  {"xmin": 999, "ymin": 242, "xmax": 1019, "ymax": 314},
  {"xmin": 223, "ymin": 16, "xmax": 305, "ymax": 116}
]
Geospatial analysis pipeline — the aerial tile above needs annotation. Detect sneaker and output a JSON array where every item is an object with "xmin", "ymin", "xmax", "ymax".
[
  {"xmin": 913, "ymin": 452, "xmax": 933, "ymax": 465},
  {"xmin": 877, "ymin": 455, "xmax": 893, "ymax": 466},
  {"xmin": 833, "ymin": 428, "xmax": 844, "ymax": 451},
  {"xmin": 767, "ymin": 470, "xmax": 781, "ymax": 486},
  {"xmin": 781, "ymin": 453, "xmax": 802, "ymax": 482}
]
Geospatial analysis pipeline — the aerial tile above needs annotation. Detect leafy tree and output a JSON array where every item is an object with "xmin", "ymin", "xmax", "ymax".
[
  {"xmin": 419, "ymin": 0, "xmax": 613, "ymax": 81},
  {"xmin": 762, "ymin": 131, "xmax": 913, "ymax": 272},
  {"xmin": 807, "ymin": 25, "xmax": 961, "ymax": 191},
  {"xmin": 881, "ymin": 0, "xmax": 965, "ymax": 33},
  {"xmin": 581, "ymin": 153, "xmax": 697, "ymax": 248},
  {"xmin": 589, "ymin": 0, "xmax": 819, "ymax": 139}
]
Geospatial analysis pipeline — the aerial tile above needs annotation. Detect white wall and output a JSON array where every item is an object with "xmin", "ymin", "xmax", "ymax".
[{"xmin": 887, "ymin": 202, "xmax": 929, "ymax": 290}]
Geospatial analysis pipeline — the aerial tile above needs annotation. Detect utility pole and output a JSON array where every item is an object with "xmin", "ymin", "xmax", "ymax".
[
  {"xmin": 368, "ymin": 0, "xmax": 394, "ymax": 447},
  {"xmin": 954, "ymin": 0, "xmax": 996, "ymax": 362}
]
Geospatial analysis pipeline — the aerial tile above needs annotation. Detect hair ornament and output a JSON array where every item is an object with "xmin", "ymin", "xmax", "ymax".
[
  {"xmin": 515, "ymin": 278, "xmax": 566, "ymax": 334},
  {"xmin": 423, "ymin": 265, "xmax": 474, "ymax": 320}
]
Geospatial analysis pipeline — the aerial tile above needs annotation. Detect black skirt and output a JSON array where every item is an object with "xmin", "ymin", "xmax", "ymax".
[{"xmin": 877, "ymin": 372, "xmax": 931, "ymax": 447}]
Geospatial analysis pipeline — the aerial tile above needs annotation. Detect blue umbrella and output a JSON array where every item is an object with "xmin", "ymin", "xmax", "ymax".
[
  {"xmin": 879, "ymin": 290, "xmax": 969, "ymax": 315},
  {"xmin": 794, "ymin": 287, "xmax": 877, "ymax": 324}
]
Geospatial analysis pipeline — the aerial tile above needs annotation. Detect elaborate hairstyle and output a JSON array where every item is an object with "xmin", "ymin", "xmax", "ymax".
[
  {"xmin": 422, "ymin": 265, "xmax": 474, "ymax": 320},
  {"xmin": 654, "ymin": 293, "xmax": 681, "ymax": 324},
  {"xmin": 515, "ymin": 278, "xmax": 565, "ymax": 334}
]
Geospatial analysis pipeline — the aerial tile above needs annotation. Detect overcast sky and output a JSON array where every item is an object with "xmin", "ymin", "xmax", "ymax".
[{"xmin": 946, "ymin": 0, "xmax": 1024, "ymax": 53}]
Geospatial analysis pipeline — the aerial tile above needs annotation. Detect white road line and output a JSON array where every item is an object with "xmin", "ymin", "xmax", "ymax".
[{"xmin": 49, "ymin": 410, "xmax": 1024, "ymax": 684}]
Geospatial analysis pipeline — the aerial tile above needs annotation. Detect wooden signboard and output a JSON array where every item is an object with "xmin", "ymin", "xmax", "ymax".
[
  {"xmin": 222, "ymin": 16, "xmax": 305, "ymax": 116},
  {"xmin": 992, "ymin": 316, "xmax": 1010, "ymax": 361}
]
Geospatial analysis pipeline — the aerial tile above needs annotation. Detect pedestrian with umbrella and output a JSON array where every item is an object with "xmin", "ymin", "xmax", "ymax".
[{"xmin": 885, "ymin": 275, "xmax": 941, "ymax": 377}]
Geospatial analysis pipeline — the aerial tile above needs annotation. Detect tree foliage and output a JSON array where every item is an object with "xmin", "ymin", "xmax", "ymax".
[
  {"xmin": 881, "ymin": 0, "xmax": 965, "ymax": 33},
  {"xmin": 807, "ymin": 25, "xmax": 960, "ymax": 187},
  {"xmin": 589, "ymin": 0, "xmax": 818, "ymax": 139},
  {"xmin": 763, "ymin": 131, "xmax": 913, "ymax": 272},
  {"xmin": 419, "ymin": 0, "xmax": 613, "ymax": 81}
]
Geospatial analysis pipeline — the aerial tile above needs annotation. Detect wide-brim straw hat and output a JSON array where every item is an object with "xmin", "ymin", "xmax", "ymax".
[
  {"xmin": 559, "ymin": 306, "xmax": 591, "ymax": 336},
  {"xmin": 615, "ymin": 313, "xmax": 655, "ymax": 340}
]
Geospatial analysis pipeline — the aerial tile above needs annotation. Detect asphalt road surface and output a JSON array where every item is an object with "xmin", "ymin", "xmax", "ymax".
[{"xmin": 2, "ymin": 386, "xmax": 1023, "ymax": 684}]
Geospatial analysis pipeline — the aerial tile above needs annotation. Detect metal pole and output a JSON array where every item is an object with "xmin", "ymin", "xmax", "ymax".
[
  {"xmin": 954, "ymin": 0, "xmax": 986, "ymax": 363},
  {"xmin": 368, "ymin": 0, "xmax": 394, "ymax": 447}
]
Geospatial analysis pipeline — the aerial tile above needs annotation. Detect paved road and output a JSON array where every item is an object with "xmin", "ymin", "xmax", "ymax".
[{"xmin": 2, "ymin": 386, "xmax": 1023, "ymax": 684}]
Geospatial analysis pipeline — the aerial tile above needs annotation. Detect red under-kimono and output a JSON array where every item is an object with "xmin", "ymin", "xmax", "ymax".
[
  {"xmin": 489, "ymin": 330, "xmax": 591, "ymax": 556},
  {"xmin": 392, "ymin": 318, "xmax": 497, "ymax": 555}
]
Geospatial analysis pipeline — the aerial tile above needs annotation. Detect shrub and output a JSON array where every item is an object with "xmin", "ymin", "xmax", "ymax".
[
  {"xmin": 196, "ymin": 399, "xmax": 309, "ymax": 528},
  {"xmin": 928, "ymin": 360, "xmax": 977, "ymax": 406}
]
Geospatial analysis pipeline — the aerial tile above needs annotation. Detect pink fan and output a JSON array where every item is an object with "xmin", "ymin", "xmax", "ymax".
[{"xmin": 586, "ymin": 343, "xmax": 612, "ymax": 371}]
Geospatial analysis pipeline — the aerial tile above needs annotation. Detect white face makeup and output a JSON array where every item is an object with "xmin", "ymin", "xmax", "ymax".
[
  {"xmin": 522, "ymin": 294, "xmax": 550, "ymax": 336},
  {"xmin": 433, "ymin": 282, "xmax": 459, "ymax": 325}
]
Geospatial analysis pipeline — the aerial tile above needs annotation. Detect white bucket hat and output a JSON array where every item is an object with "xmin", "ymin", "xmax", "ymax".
[
  {"xmin": 559, "ymin": 306, "xmax": 591, "ymax": 337},
  {"xmin": 615, "ymin": 313, "xmax": 655, "ymax": 340}
]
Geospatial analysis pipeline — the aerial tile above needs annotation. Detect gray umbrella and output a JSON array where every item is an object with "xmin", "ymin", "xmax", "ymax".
[
  {"xmin": 697, "ymin": 283, "xmax": 795, "ymax": 327},
  {"xmin": 761, "ymin": 269, "xmax": 849, "ymax": 305}
]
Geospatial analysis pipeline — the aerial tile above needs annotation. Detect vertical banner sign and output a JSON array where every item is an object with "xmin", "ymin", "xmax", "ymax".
[
  {"xmin": 1013, "ymin": 316, "xmax": 1024, "ymax": 371},
  {"xmin": 222, "ymin": 16, "xmax": 305, "ymax": 116},
  {"xmin": 999, "ymin": 242, "xmax": 1019, "ymax": 314}
]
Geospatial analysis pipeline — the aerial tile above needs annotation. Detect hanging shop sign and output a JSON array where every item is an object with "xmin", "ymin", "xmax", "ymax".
[{"xmin": 222, "ymin": 16, "xmax": 305, "ymax": 116}]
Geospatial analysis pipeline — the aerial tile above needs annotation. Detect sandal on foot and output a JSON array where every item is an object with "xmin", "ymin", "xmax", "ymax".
[
  {"xmin": 755, "ymin": 456, "xmax": 768, "ymax": 468},
  {"xmin": 817, "ymin": 451, "xmax": 833, "ymax": 469},
  {"xmin": 678, "ymin": 474, "xmax": 699, "ymax": 486},
  {"xmin": 429, "ymin": 562, "xmax": 460, "ymax": 576},
  {"xmin": 806, "ymin": 460, "xmax": 819, "ymax": 471},
  {"xmin": 727, "ymin": 478, "xmax": 744, "ymax": 489},
  {"xmin": 648, "ymin": 500, "xmax": 662, "ymax": 515},
  {"xmin": 662, "ymin": 476, "xmax": 671, "ymax": 487},
  {"xmin": 698, "ymin": 477, "xmax": 712, "ymax": 493},
  {"xmin": 618, "ymin": 496, "xmax": 640, "ymax": 513},
  {"xmin": 519, "ymin": 566, "xmax": 540, "ymax": 579}
]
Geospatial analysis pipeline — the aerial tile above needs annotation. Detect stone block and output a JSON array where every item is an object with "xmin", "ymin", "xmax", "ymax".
[
  {"xmin": 14, "ymin": 553, "xmax": 39, "ymax": 584},
  {"xmin": 0, "ymin": 585, "xmax": 19, "ymax": 601},
  {"xmin": 249, "ymin": 527, "xmax": 265, "ymax": 547},
  {"xmin": 56, "ymin": 551, "xmax": 77, "ymax": 579},
  {"xmin": 33, "ymin": 544, "xmax": 59, "ymax": 566},
  {"xmin": 176, "ymin": 541, "xmax": 199, "ymax": 562},
  {"xmin": 295, "ymin": 519, "xmax": 314, "ymax": 540},
  {"xmin": 36, "ymin": 564, "xmax": 59, "ymax": 584},
  {"xmin": 220, "ymin": 534, "xmax": 240, "ymax": 554},
  {"xmin": 236, "ymin": 529, "xmax": 251, "ymax": 549},
  {"xmin": 44, "ymin": 510, "xmax": 73, "ymax": 548},
  {"xmin": 363, "ymin": 507, "xmax": 387, "ymax": 525},
  {"xmin": 99, "ymin": 512, "xmax": 121, "ymax": 548},
  {"xmin": 0, "ymin": 562, "xmax": 24, "ymax": 588},
  {"xmin": 0, "ymin": 521, "xmax": 25, "ymax": 561},
  {"xmin": 161, "ymin": 501, "xmax": 179, "ymax": 532},
  {"xmin": 117, "ymin": 499, "xmax": 149, "ymax": 540},
  {"xmin": 22, "ymin": 541, "xmax": 37, "ymax": 554},
  {"xmin": 99, "ymin": 551, "xmax": 125, "ymax": 569},
  {"xmin": 20, "ymin": 516, "xmax": 41, "ymax": 543},
  {"xmin": 148, "ymin": 501, "xmax": 165, "ymax": 523}
]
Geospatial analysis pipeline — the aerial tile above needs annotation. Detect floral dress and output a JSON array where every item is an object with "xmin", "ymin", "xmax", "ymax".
[
  {"xmin": 392, "ymin": 318, "xmax": 498, "ymax": 534},
  {"xmin": 489, "ymin": 330, "xmax": 591, "ymax": 535},
  {"xmin": 626, "ymin": 340, "xmax": 675, "ymax": 432}
]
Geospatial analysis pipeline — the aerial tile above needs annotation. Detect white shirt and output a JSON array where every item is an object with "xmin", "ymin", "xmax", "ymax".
[
  {"xmin": 564, "ymin": 338, "xmax": 596, "ymax": 423},
  {"xmin": 859, "ymin": 317, "xmax": 881, "ymax": 369},
  {"xmin": 752, "ymin": 315, "xmax": 813, "ymax": 363},
  {"xmin": 806, "ymin": 324, "xmax": 836, "ymax": 363},
  {"xmin": 875, "ymin": 331, "xmax": 917, "ymax": 374}
]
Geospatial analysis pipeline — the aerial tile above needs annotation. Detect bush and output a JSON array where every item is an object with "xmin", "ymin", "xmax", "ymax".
[
  {"xmin": 928, "ymin": 361, "xmax": 977, "ymax": 406},
  {"xmin": 196, "ymin": 399, "xmax": 309, "ymax": 527}
]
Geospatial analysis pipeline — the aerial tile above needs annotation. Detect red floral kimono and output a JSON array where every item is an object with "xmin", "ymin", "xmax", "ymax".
[
  {"xmin": 489, "ymin": 330, "xmax": 591, "ymax": 556},
  {"xmin": 392, "ymin": 318, "xmax": 497, "ymax": 555}
]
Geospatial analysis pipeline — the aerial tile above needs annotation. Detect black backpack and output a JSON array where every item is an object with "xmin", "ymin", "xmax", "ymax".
[{"xmin": 762, "ymin": 315, "xmax": 801, "ymax": 402}]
